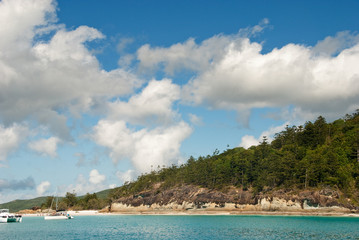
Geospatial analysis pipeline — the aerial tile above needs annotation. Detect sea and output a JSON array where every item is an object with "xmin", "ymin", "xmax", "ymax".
[{"xmin": 1, "ymin": 215, "xmax": 359, "ymax": 239}]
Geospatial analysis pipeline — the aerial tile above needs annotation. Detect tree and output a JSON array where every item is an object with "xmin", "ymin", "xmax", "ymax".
[
  {"xmin": 64, "ymin": 192, "xmax": 77, "ymax": 208},
  {"xmin": 42, "ymin": 196, "xmax": 54, "ymax": 210}
]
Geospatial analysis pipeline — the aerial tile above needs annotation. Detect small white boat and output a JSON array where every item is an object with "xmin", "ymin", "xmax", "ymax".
[
  {"xmin": 0, "ymin": 209, "xmax": 22, "ymax": 223},
  {"xmin": 44, "ymin": 211, "xmax": 73, "ymax": 220},
  {"xmin": 44, "ymin": 195, "xmax": 73, "ymax": 220}
]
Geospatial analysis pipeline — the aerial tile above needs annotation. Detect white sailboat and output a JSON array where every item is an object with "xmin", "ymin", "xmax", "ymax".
[
  {"xmin": 44, "ymin": 195, "xmax": 73, "ymax": 220},
  {"xmin": 0, "ymin": 209, "xmax": 22, "ymax": 223}
]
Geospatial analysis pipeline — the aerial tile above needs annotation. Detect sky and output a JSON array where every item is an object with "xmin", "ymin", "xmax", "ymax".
[{"xmin": 1, "ymin": 0, "xmax": 359, "ymax": 203}]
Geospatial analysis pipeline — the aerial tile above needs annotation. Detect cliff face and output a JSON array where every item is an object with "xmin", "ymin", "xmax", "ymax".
[{"xmin": 111, "ymin": 185, "xmax": 357, "ymax": 214}]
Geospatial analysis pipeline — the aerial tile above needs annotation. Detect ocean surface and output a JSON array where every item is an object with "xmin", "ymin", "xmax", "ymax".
[{"xmin": 1, "ymin": 215, "xmax": 359, "ymax": 239}]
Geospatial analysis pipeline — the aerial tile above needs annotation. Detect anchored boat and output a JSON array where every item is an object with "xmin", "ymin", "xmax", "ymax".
[
  {"xmin": 0, "ymin": 209, "xmax": 22, "ymax": 223},
  {"xmin": 44, "ymin": 195, "xmax": 73, "ymax": 220},
  {"xmin": 44, "ymin": 211, "xmax": 73, "ymax": 220}
]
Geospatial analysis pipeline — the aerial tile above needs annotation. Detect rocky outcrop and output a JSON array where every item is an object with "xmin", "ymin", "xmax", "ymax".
[{"xmin": 111, "ymin": 185, "xmax": 357, "ymax": 214}]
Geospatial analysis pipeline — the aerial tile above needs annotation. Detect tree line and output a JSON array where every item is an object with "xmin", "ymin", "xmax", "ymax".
[{"xmin": 41, "ymin": 192, "xmax": 108, "ymax": 211}]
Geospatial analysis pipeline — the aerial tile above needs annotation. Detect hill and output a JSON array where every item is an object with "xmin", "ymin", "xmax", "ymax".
[
  {"xmin": 0, "ymin": 197, "xmax": 48, "ymax": 213},
  {"xmin": 108, "ymin": 111, "xmax": 359, "ymax": 213},
  {"xmin": 0, "ymin": 189, "xmax": 112, "ymax": 213}
]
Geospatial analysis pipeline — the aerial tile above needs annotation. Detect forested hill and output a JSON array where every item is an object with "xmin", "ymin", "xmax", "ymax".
[{"xmin": 110, "ymin": 111, "xmax": 359, "ymax": 206}]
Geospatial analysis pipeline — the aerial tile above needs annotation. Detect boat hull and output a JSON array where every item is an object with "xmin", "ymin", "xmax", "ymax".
[
  {"xmin": 0, "ymin": 216, "xmax": 22, "ymax": 223},
  {"xmin": 44, "ymin": 215, "xmax": 73, "ymax": 220},
  {"xmin": 0, "ymin": 209, "xmax": 22, "ymax": 223}
]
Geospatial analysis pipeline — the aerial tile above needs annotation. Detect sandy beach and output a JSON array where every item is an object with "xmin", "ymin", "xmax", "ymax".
[{"xmin": 20, "ymin": 209, "xmax": 359, "ymax": 217}]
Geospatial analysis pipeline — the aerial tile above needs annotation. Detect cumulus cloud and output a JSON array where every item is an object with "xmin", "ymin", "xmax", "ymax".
[
  {"xmin": 0, "ymin": 0, "xmax": 142, "ymax": 141},
  {"xmin": 92, "ymin": 120, "xmax": 192, "ymax": 173},
  {"xmin": 0, "ymin": 177, "xmax": 35, "ymax": 191},
  {"xmin": 312, "ymin": 31, "xmax": 359, "ymax": 57},
  {"xmin": 137, "ymin": 37, "xmax": 232, "ymax": 75},
  {"xmin": 89, "ymin": 169, "xmax": 106, "ymax": 184},
  {"xmin": 93, "ymin": 78, "xmax": 192, "ymax": 174},
  {"xmin": 107, "ymin": 79, "xmax": 181, "ymax": 125},
  {"xmin": 62, "ymin": 170, "xmax": 106, "ymax": 196},
  {"xmin": 137, "ymin": 19, "xmax": 269, "ymax": 75},
  {"xmin": 37, "ymin": 181, "xmax": 51, "ymax": 195},
  {"xmin": 239, "ymin": 122, "xmax": 289, "ymax": 149},
  {"xmin": 0, "ymin": 0, "xmax": 57, "ymax": 50},
  {"xmin": 28, "ymin": 137, "xmax": 61, "ymax": 158},
  {"xmin": 116, "ymin": 169, "xmax": 136, "ymax": 183},
  {"xmin": 239, "ymin": 135, "xmax": 259, "ymax": 149},
  {"xmin": 137, "ymin": 28, "xmax": 359, "ymax": 123},
  {"xmin": 0, "ymin": 124, "xmax": 28, "ymax": 162}
]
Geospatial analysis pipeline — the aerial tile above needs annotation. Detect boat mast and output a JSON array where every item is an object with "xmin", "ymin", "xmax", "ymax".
[{"xmin": 49, "ymin": 196, "xmax": 55, "ymax": 211}]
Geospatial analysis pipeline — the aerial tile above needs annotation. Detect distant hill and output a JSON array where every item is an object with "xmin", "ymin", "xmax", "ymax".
[
  {"xmin": 93, "ymin": 189, "xmax": 111, "ymax": 199},
  {"xmin": 0, "ymin": 189, "xmax": 112, "ymax": 213},
  {"xmin": 0, "ymin": 197, "xmax": 48, "ymax": 213}
]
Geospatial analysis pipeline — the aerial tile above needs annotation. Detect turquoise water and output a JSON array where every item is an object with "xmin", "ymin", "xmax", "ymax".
[{"xmin": 1, "ymin": 215, "xmax": 359, "ymax": 239}]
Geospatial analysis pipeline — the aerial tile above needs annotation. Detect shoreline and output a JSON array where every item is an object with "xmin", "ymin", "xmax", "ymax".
[{"xmin": 20, "ymin": 210, "xmax": 359, "ymax": 217}]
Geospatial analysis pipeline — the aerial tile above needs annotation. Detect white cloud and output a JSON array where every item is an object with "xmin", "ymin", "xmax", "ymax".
[
  {"xmin": 137, "ymin": 20, "xmax": 269, "ymax": 75},
  {"xmin": 107, "ymin": 79, "xmax": 180, "ymax": 126},
  {"xmin": 137, "ymin": 28, "xmax": 359, "ymax": 123},
  {"xmin": 89, "ymin": 169, "xmax": 106, "ymax": 184},
  {"xmin": 185, "ymin": 38, "xmax": 359, "ymax": 119},
  {"xmin": 312, "ymin": 31, "xmax": 359, "ymax": 57},
  {"xmin": 0, "ymin": 0, "xmax": 57, "ymax": 51},
  {"xmin": 0, "ymin": 124, "xmax": 28, "ymax": 162},
  {"xmin": 0, "ymin": 177, "xmax": 35, "ymax": 191},
  {"xmin": 93, "ymin": 78, "xmax": 192, "ymax": 174},
  {"xmin": 0, "ymin": 0, "xmax": 143, "ymax": 141},
  {"xmin": 116, "ymin": 169, "xmax": 136, "ymax": 183},
  {"xmin": 239, "ymin": 135, "xmax": 259, "ymax": 149},
  {"xmin": 188, "ymin": 113, "xmax": 203, "ymax": 126},
  {"xmin": 37, "ymin": 181, "xmax": 51, "ymax": 196},
  {"xmin": 62, "ymin": 171, "xmax": 106, "ymax": 196},
  {"xmin": 239, "ymin": 123, "xmax": 289, "ymax": 148},
  {"xmin": 137, "ymin": 37, "xmax": 233, "ymax": 75},
  {"xmin": 28, "ymin": 137, "xmax": 61, "ymax": 158},
  {"xmin": 92, "ymin": 120, "xmax": 192, "ymax": 173}
]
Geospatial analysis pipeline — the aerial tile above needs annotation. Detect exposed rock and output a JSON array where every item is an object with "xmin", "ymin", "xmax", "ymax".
[{"xmin": 111, "ymin": 185, "xmax": 356, "ymax": 214}]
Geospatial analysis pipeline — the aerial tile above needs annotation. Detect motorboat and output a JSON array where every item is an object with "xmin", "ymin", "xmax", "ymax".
[{"xmin": 0, "ymin": 209, "xmax": 22, "ymax": 223}]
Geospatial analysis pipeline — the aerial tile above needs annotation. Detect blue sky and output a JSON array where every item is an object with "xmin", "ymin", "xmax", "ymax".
[{"xmin": 1, "ymin": 0, "xmax": 359, "ymax": 203}]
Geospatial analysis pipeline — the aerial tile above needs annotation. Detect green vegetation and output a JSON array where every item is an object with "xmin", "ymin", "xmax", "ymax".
[
  {"xmin": 110, "ymin": 111, "xmax": 359, "ymax": 205},
  {"xmin": 41, "ymin": 192, "xmax": 108, "ymax": 211},
  {"xmin": 0, "ymin": 191, "xmax": 109, "ymax": 212},
  {"xmin": 0, "ymin": 197, "xmax": 48, "ymax": 213}
]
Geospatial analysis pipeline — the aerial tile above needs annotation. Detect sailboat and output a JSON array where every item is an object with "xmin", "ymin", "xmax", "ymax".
[{"xmin": 44, "ymin": 195, "xmax": 73, "ymax": 220}]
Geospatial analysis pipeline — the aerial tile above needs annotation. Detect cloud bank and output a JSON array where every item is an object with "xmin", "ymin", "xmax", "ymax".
[
  {"xmin": 137, "ymin": 30, "xmax": 359, "ymax": 123},
  {"xmin": 0, "ymin": 124, "xmax": 28, "ymax": 162},
  {"xmin": 0, "ymin": 0, "xmax": 142, "ymax": 143},
  {"xmin": 28, "ymin": 137, "xmax": 61, "ymax": 158},
  {"xmin": 37, "ymin": 181, "xmax": 51, "ymax": 195},
  {"xmin": 0, "ymin": 177, "xmax": 35, "ymax": 192}
]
